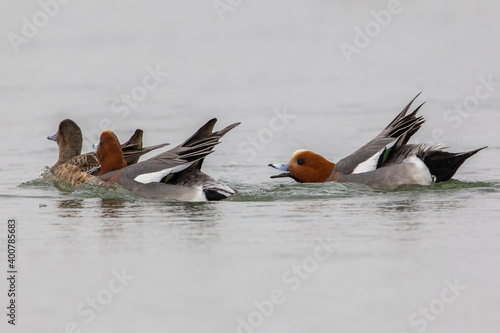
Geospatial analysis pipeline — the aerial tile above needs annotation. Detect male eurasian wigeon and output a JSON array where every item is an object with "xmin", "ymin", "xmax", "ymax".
[
  {"xmin": 93, "ymin": 118, "xmax": 240, "ymax": 201},
  {"xmin": 269, "ymin": 94, "xmax": 487, "ymax": 189},
  {"xmin": 47, "ymin": 119, "xmax": 168, "ymax": 187}
]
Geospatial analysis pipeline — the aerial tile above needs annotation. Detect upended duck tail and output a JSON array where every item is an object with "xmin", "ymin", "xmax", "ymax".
[{"xmin": 422, "ymin": 146, "xmax": 487, "ymax": 183}]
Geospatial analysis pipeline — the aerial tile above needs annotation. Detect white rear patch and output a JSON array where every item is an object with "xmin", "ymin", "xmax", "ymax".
[
  {"xmin": 405, "ymin": 155, "xmax": 432, "ymax": 185},
  {"xmin": 134, "ymin": 163, "xmax": 192, "ymax": 184},
  {"xmin": 192, "ymin": 185, "xmax": 208, "ymax": 202}
]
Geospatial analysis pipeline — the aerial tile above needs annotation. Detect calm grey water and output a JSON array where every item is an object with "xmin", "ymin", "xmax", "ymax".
[{"xmin": 1, "ymin": 1, "xmax": 500, "ymax": 332}]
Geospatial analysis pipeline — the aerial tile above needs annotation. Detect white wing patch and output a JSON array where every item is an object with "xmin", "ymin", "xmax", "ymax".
[
  {"xmin": 352, "ymin": 153, "xmax": 382, "ymax": 174},
  {"xmin": 134, "ymin": 162, "xmax": 193, "ymax": 184},
  {"xmin": 352, "ymin": 140, "xmax": 397, "ymax": 174}
]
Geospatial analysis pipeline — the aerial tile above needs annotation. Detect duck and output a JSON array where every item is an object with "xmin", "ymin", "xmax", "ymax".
[
  {"xmin": 93, "ymin": 118, "xmax": 240, "ymax": 201},
  {"xmin": 269, "ymin": 94, "xmax": 487, "ymax": 189},
  {"xmin": 47, "ymin": 119, "xmax": 168, "ymax": 187}
]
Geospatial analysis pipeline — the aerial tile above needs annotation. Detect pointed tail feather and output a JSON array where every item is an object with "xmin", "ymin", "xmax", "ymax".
[
  {"xmin": 384, "ymin": 92, "xmax": 422, "ymax": 130},
  {"xmin": 181, "ymin": 119, "xmax": 241, "ymax": 148},
  {"xmin": 401, "ymin": 102, "xmax": 426, "ymax": 145},
  {"xmin": 423, "ymin": 146, "xmax": 487, "ymax": 182},
  {"xmin": 120, "ymin": 129, "xmax": 169, "ymax": 165},
  {"xmin": 378, "ymin": 109, "xmax": 426, "ymax": 167},
  {"xmin": 215, "ymin": 122, "xmax": 241, "ymax": 137},
  {"xmin": 181, "ymin": 118, "xmax": 218, "ymax": 147},
  {"xmin": 123, "ymin": 143, "xmax": 170, "ymax": 165},
  {"xmin": 384, "ymin": 96, "xmax": 426, "ymax": 144},
  {"xmin": 179, "ymin": 119, "xmax": 240, "ymax": 170},
  {"xmin": 121, "ymin": 129, "xmax": 144, "ymax": 150}
]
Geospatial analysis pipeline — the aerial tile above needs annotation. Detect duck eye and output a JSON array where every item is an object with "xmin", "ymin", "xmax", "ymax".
[{"xmin": 297, "ymin": 158, "xmax": 305, "ymax": 165}]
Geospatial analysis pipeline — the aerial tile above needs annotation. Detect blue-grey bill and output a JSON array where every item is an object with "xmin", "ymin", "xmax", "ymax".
[
  {"xmin": 268, "ymin": 163, "xmax": 291, "ymax": 179},
  {"xmin": 93, "ymin": 143, "xmax": 99, "ymax": 150},
  {"xmin": 47, "ymin": 134, "xmax": 56, "ymax": 141}
]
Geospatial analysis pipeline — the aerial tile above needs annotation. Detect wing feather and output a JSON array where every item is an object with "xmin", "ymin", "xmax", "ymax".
[{"xmin": 335, "ymin": 94, "xmax": 425, "ymax": 175}]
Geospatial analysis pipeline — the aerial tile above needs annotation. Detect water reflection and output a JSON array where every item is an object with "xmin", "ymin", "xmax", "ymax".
[
  {"xmin": 99, "ymin": 198, "xmax": 128, "ymax": 219},
  {"xmin": 376, "ymin": 198, "xmax": 423, "ymax": 213},
  {"xmin": 57, "ymin": 199, "xmax": 85, "ymax": 218},
  {"xmin": 291, "ymin": 201, "xmax": 331, "ymax": 214},
  {"xmin": 158, "ymin": 201, "xmax": 220, "ymax": 222},
  {"xmin": 156, "ymin": 202, "xmax": 221, "ymax": 251}
]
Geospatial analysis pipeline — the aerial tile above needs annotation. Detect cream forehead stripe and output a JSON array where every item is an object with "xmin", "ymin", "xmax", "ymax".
[{"xmin": 291, "ymin": 149, "xmax": 308, "ymax": 158}]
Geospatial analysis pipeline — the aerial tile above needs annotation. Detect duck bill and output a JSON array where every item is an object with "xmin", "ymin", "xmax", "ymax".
[
  {"xmin": 93, "ymin": 143, "xmax": 99, "ymax": 150},
  {"xmin": 268, "ymin": 163, "xmax": 291, "ymax": 179},
  {"xmin": 47, "ymin": 134, "xmax": 56, "ymax": 141}
]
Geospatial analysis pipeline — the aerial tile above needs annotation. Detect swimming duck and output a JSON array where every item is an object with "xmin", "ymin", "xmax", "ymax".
[
  {"xmin": 47, "ymin": 119, "xmax": 168, "ymax": 187},
  {"xmin": 94, "ymin": 118, "xmax": 240, "ymax": 201},
  {"xmin": 269, "ymin": 94, "xmax": 487, "ymax": 189}
]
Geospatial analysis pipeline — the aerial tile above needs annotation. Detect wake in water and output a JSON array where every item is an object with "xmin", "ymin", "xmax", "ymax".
[
  {"xmin": 20, "ymin": 167, "xmax": 139, "ymax": 200},
  {"xmin": 20, "ymin": 167, "xmax": 499, "ymax": 203},
  {"xmin": 231, "ymin": 180, "xmax": 499, "ymax": 202}
]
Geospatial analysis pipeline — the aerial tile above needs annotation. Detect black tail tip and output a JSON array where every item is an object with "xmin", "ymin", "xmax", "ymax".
[
  {"xmin": 203, "ymin": 188, "xmax": 231, "ymax": 201},
  {"xmin": 424, "ymin": 146, "xmax": 487, "ymax": 183}
]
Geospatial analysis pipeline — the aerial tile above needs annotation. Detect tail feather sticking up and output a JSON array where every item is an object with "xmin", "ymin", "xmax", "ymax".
[{"xmin": 423, "ymin": 146, "xmax": 487, "ymax": 182}]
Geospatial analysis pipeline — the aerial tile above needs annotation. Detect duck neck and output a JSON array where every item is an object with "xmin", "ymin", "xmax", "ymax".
[
  {"xmin": 321, "ymin": 161, "xmax": 337, "ymax": 182},
  {"xmin": 99, "ymin": 147, "xmax": 127, "ymax": 175},
  {"xmin": 56, "ymin": 141, "xmax": 81, "ymax": 166},
  {"xmin": 325, "ymin": 162, "xmax": 337, "ymax": 182}
]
